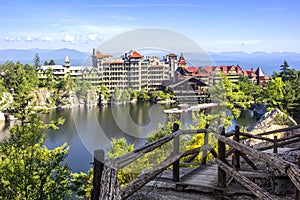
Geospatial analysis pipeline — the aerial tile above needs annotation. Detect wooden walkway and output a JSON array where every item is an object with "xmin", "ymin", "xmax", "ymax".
[
  {"xmin": 156, "ymin": 163, "xmax": 274, "ymax": 193},
  {"xmin": 92, "ymin": 124, "xmax": 300, "ymax": 200},
  {"xmin": 176, "ymin": 164, "xmax": 219, "ymax": 190}
]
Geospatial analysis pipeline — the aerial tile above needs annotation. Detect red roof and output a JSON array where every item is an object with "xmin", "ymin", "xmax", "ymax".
[
  {"xmin": 130, "ymin": 51, "xmax": 143, "ymax": 58},
  {"xmin": 167, "ymin": 53, "xmax": 177, "ymax": 57},
  {"xmin": 244, "ymin": 70, "xmax": 256, "ymax": 77},
  {"xmin": 228, "ymin": 65, "xmax": 244, "ymax": 75},
  {"xmin": 95, "ymin": 51, "xmax": 111, "ymax": 59},
  {"xmin": 202, "ymin": 66, "xmax": 214, "ymax": 73},
  {"xmin": 186, "ymin": 67, "xmax": 198, "ymax": 73},
  {"xmin": 178, "ymin": 52, "xmax": 187, "ymax": 65},
  {"xmin": 210, "ymin": 65, "xmax": 244, "ymax": 75}
]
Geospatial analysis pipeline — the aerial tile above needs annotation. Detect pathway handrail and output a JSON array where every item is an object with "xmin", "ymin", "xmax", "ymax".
[
  {"xmin": 214, "ymin": 132, "xmax": 300, "ymax": 191},
  {"xmin": 94, "ymin": 123, "xmax": 300, "ymax": 200},
  {"xmin": 255, "ymin": 124, "xmax": 300, "ymax": 136},
  {"xmin": 107, "ymin": 128, "xmax": 208, "ymax": 169},
  {"xmin": 120, "ymin": 145, "xmax": 212, "ymax": 199}
]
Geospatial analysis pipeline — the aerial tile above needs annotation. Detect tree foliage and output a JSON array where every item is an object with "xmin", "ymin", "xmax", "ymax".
[
  {"xmin": 0, "ymin": 61, "xmax": 73, "ymax": 199},
  {"xmin": 268, "ymin": 61, "xmax": 300, "ymax": 121},
  {"xmin": 76, "ymin": 80, "xmax": 92, "ymax": 103},
  {"xmin": 0, "ymin": 119, "xmax": 71, "ymax": 199},
  {"xmin": 33, "ymin": 53, "xmax": 41, "ymax": 70},
  {"xmin": 70, "ymin": 169, "xmax": 93, "ymax": 200}
]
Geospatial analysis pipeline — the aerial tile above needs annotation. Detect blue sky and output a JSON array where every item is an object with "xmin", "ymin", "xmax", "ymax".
[{"xmin": 0, "ymin": 0, "xmax": 299, "ymax": 53}]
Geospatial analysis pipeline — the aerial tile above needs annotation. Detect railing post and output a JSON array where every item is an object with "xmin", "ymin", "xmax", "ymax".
[
  {"xmin": 92, "ymin": 149, "xmax": 104, "ymax": 200},
  {"xmin": 273, "ymin": 136, "xmax": 278, "ymax": 154},
  {"xmin": 172, "ymin": 123, "xmax": 180, "ymax": 182},
  {"xmin": 233, "ymin": 126, "xmax": 240, "ymax": 170},
  {"xmin": 201, "ymin": 124, "xmax": 209, "ymax": 165},
  {"xmin": 218, "ymin": 128, "xmax": 226, "ymax": 189}
]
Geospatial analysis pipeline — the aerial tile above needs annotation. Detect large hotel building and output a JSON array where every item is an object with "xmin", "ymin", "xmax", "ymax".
[{"xmin": 38, "ymin": 49, "xmax": 269, "ymax": 91}]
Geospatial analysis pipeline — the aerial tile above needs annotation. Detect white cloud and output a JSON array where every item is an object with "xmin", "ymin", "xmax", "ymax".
[
  {"xmin": 87, "ymin": 34, "xmax": 99, "ymax": 41},
  {"xmin": 4, "ymin": 37, "xmax": 22, "ymax": 42},
  {"xmin": 42, "ymin": 35, "xmax": 53, "ymax": 41},
  {"xmin": 25, "ymin": 36, "xmax": 34, "ymax": 41},
  {"xmin": 63, "ymin": 34, "xmax": 75, "ymax": 43}
]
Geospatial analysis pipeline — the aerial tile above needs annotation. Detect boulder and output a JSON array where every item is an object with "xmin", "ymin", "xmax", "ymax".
[{"xmin": 246, "ymin": 108, "xmax": 297, "ymax": 146}]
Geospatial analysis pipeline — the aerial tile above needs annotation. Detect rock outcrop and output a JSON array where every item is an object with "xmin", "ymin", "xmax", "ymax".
[{"xmin": 246, "ymin": 108, "xmax": 297, "ymax": 146}]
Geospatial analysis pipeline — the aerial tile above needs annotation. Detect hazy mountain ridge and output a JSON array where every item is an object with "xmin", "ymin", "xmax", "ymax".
[
  {"xmin": 0, "ymin": 48, "xmax": 90, "ymax": 66},
  {"xmin": 1, "ymin": 48, "xmax": 300, "ymax": 75}
]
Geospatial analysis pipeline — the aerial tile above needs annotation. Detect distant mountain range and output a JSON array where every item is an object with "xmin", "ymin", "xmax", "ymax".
[
  {"xmin": 0, "ymin": 48, "xmax": 90, "ymax": 66},
  {"xmin": 208, "ymin": 51, "xmax": 300, "ymax": 75},
  {"xmin": 1, "ymin": 48, "xmax": 300, "ymax": 75}
]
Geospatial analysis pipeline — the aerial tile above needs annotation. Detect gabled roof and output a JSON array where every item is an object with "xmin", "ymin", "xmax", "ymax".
[
  {"xmin": 176, "ymin": 67, "xmax": 188, "ymax": 76},
  {"xmin": 202, "ymin": 66, "xmax": 214, "ymax": 73},
  {"xmin": 178, "ymin": 52, "xmax": 187, "ymax": 65},
  {"xmin": 244, "ymin": 69, "xmax": 256, "ymax": 77},
  {"xmin": 228, "ymin": 65, "xmax": 244, "ymax": 75},
  {"xmin": 130, "ymin": 51, "xmax": 143, "ymax": 58},
  {"xmin": 95, "ymin": 51, "xmax": 111, "ymax": 59},
  {"xmin": 255, "ymin": 67, "xmax": 265, "ymax": 77},
  {"xmin": 186, "ymin": 67, "xmax": 198, "ymax": 73}
]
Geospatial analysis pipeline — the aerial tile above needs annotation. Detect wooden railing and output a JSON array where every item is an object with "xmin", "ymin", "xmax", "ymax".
[
  {"xmin": 216, "ymin": 125, "xmax": 300, "ymax": 200},
  {"xmin": 92, "ymin": 124, "xmax": 300, "ymax": 200}
]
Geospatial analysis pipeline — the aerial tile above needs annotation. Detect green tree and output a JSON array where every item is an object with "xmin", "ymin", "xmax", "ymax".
[
  {"xmin": 112, "ymin": 88, "xmax": 121, "ymax": 102},
  {"xmin": 70, "ymin": 169, "xmax": 93, "ymax": 199},
  {"xmin": 279, "ymin": 60, "xmax": 297, "ymax": 82},
  {"xmin": 0, "ymin": 62, "xmax": 71, "ymax": 199},
  {"xmin": 44, "ymin": 68, "xmax": 56, "ymax": 90},
  {"xmin": 264, "ymin": 77, "xmax": 285, "ymax": 111},
  {"xmin": 146, "ymin": 120, "xmax": 179, "ymax": 143},
  {"xmin": 237, "ymin": 76, "xmax": 263, "ymax": 103},
  {"xmin": 76, "ymin": 80, "xmax": 92, "ymax": 103},
  {"xmin": 0, "ymin": 117, "xmax": 71, "ymax": 199},
  {"xmin": 107, "ymin": 138, "xmax": 135, "ymax": 186},
  {"xmin": 33, "ymin": 53, "xmax": 41, "ymax": 70},
  {"xmin": 137, "ymin": 89, "xmax": 150, "ymax": 101},
  {"xmin": 49, "ymin": 59, "xmax": 56, "ymax": 65},
  {"xmin": 97, "ymin": 85, "xmax": 111, "ymax": 101},
  {"xmin": 1, "ymin": 62, "xmax": 38, "ymax": 123},
  {"xmin": 282, "ymin": 81, "xmax": 296, "ymax": 110}
]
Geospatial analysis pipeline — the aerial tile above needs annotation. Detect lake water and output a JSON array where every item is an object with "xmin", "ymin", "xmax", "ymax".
[
  {"xmin": 1, "ymin": 103, "xmax": 257, "ymax": 173},
  {"xmin": 42, "ymin": 102, "xmax": 171, "ymax": 172}
]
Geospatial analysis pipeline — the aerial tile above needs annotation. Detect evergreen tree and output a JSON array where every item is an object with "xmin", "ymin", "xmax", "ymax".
[
  {"xmin": 0, "ymin": 117, "xmax": 70, "ymax": 199},
  {"xmin": 0, "ymin": 61, "xmax": 71, "ymax": 199},
  {"xmin": 279, "ymin": 60, "xmax": 297, "ymax": 82},
  {"xmin": 33, "ymin": 53, "xmax": 41, "ymax": 70},
  {"xmin": 49, "ymin": 59, "xmax": 56, "ymax": 65}
]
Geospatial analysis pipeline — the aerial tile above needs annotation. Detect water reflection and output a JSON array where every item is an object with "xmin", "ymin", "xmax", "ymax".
[
  {"xmin": 42, "ymin": 104, "xmax": 168, "ymax": 172},
  {"xmin": 1, "ymin": 105, "xmax": 256, "ymax": 173}
]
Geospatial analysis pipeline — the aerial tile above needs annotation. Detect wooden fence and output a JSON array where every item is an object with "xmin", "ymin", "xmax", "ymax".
[{"xmin": 92, "ymin": 124, "xmax": 300, "ymax": 200}]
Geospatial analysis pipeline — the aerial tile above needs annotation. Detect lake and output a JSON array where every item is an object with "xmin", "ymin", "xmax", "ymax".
[{"xmin": 1, "ymin": 103, "xmax": 257, "ymax": 173}]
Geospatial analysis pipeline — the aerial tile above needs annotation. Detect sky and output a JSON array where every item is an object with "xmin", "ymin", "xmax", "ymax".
[{"xmin": 0, "ymin": 0, "xmax": 299, "ymax": 53}]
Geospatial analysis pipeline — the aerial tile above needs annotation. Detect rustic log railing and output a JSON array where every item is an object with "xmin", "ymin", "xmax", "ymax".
[{"xmin": 92, "ymin": 124, "xmax": 300, "ymax": 200}]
